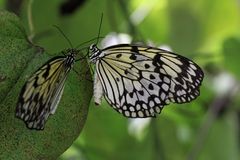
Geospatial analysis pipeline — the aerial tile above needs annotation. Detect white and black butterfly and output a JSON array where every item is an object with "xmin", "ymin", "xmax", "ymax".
[
  {"xmin": 89, "ymin": 44, "xmax": 204, "ymax": 118},
  {"xmin": 16, "ymin": 49, "xmax": 78, "ymax": 130},
  {"xmin": 15, "ymin": 23, "xmax": 101, "ymax": 130}
]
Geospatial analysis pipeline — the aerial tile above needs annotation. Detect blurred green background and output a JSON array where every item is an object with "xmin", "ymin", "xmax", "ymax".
[{"xmin": 1, "ymin": 0, "xmax": 240, "ymax": 159}]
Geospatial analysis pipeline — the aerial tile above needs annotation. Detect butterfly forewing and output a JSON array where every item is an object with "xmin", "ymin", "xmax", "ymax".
[
  {"xmin": 91, "ymin": 44, "xmax": 204, "ymax": 118},
  {"xmin": 16, "ymin": 51, "xmax": 75, "ymax": 130}
]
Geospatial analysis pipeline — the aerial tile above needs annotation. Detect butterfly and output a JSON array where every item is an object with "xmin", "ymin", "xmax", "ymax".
[
  {"xmin": 89, "ymin": 43, "xmax": 204, "ymax": 118},
  {"xmin": 15, "ymin": 48, "xmax": 79, "ymax": 130}
]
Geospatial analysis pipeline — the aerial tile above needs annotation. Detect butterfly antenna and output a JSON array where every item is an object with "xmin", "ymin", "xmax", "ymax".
[
  {"xmin": 75, "ymin": 36, "xmax": 104, "ymax": 49},
  {"xmin": 96, "ymin": 13, "xmax": 103, "ymax": 45},
  {"xmin": 53, "ymin": 25, "xmax": 73, "ymax": 48}
]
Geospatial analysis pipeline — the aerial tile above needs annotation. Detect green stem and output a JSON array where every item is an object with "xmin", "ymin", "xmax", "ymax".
[
  {"xmin": 118, "ymin": 0, "xmax": 138, "ymax": 39},
  {"xmin": 27, "ymin": 0, "xmax": 34, "ymax": 42},
  {"xmin": 151, "ymin": 119, "xmax": 165, "ymax": 160}
]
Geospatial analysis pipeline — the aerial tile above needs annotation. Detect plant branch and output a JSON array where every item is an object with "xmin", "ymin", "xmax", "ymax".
[
  {"xmin": 117, "ymin": 0, "xmax": 138, "ymax": 39},
  {"xmin": 151, "ymin": 119, "xmax": 165, "ymax": 160},
  {"xmin": 27, "ymin": 0, "xmax": 34, "ymax": 42}
]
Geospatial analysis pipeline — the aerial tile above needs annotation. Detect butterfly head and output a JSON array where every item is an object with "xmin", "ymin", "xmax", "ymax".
[
  {"xmin": 64, "ymin": 48, "xmax": 78, "ymax": 67},
  {"xmin": 89, "ymin": 44, "xmax": 103, "ymax": 63}
]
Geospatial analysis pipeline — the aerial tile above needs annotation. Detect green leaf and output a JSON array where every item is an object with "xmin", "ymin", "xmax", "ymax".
[
  {"xmin": 0, "ymin": 10, "xmax": 32, "ymax": 101},
  {"xmin": 0, "ymin": 10, "xmax": 92, "ymax": 159}
]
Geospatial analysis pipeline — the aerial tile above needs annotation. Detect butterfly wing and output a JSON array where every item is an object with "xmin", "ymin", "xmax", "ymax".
[
  {"xmin": 125, "ymin": 45, "xmax": 204, "ymax": 103},
  {"xmin": 16, "ymin": 56, "xmax": 73, "ymax": 130},
  {"xmin": 95, "ymin": 44, "xmax": 204, "ymax": 118}
]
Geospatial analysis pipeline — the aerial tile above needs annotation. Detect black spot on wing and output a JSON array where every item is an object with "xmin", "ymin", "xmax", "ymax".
[
  {"xmin": 129, "ymin": 92, "xmax": 134, "ymax": 98},
  {"xmin": 152, "ymin": 54, "xmax": 161, "ymax": 67},
  {"xmin": 129, "ymin": 54, "xmax": 137, "ymax": 60},
  {"xmin": 150, "ymin": 74, "xmax": 155, "ymax": 79},
  {"xmin": 148, "ymin": 83, "xmax": 154, "ymax": 90},
  {"xmin": 138, "ymin": 90, "xmax": 144, "ymax": 96},
  {"xmin": 131, "ymin": 46, "xmax": 139, "ymax": 54},
  {"xmin": 42, "ymin": 64, "xmax": 51, "ymax": 79},
  {"xmin": 144, "ymin": 64, "xmax": 150, "ymax": 69},
  {"xmin": 33, "ymin": 77, "xmax": 39, "ymax": 88},
  {"xmin": 116, "ymin": 54, "xmax": 122, "ymax": 58}
]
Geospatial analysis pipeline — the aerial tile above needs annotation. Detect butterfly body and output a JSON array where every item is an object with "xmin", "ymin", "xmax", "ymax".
[
  {"xmin": 16, "ymin": 49, "xmax": 79, "ymax": 130},
  {"xmin": 89, "ymin": 44, "xmax": 105, "ymax": 63},
  {"xmin": 89, "ymin": 44, "xmax": 204, "ymax": 118}
]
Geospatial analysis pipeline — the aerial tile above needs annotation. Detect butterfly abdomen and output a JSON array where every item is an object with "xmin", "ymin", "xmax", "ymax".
[{"xmin": 93, "ymin": 72, "xmax": 103, "ymax": 105}]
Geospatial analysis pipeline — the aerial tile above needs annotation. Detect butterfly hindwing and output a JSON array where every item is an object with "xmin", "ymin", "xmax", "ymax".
[
  {"xmin": 90, "ymin": 44, "xmax": 204, "ymax": 118},
  {"xmin": 133, "ymin": 45, "xmax": 204, "ymax": 103}
]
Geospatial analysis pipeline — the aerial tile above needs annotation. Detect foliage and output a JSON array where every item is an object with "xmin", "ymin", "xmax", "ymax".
[{"xmin": 0, "ymin": 10, "xmax": 91, "ymax": 159}]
